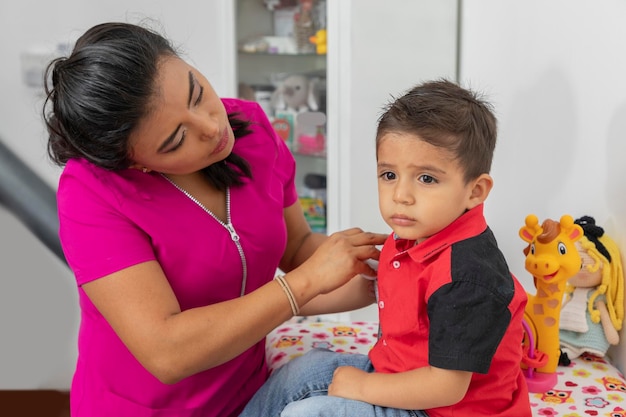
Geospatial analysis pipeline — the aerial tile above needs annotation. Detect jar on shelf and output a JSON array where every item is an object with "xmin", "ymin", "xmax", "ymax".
[{"xmin": 294, "ymin": 0, "xmax": 316, "ymax": 54}]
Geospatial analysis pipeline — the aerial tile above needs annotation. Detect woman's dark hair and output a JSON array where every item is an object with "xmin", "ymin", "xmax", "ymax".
[{"xmin": 43, "ymin": 22, "xmax": 251, "ymax": 190}]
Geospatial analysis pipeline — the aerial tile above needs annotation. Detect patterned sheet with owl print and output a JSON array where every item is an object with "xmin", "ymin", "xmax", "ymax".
[{"xmin": 265, "ymin": 319, "xmax": 626, "ymax": 417}]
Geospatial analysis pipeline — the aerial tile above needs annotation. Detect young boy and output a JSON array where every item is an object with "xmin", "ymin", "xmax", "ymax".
[{"xmin": 240, "ymin": 80, "xmax": 531, "ymax": 417}]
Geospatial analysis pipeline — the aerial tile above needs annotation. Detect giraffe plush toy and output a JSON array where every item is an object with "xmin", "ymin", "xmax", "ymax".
[{"xmin": 519, "ymin": 214, "xmax": 583, "ymax": 392}]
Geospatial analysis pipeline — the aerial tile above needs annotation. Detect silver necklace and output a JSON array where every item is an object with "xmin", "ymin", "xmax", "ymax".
[{"xmin": 161, "ymin": 174, "xmax": 248, "ymax": 297}]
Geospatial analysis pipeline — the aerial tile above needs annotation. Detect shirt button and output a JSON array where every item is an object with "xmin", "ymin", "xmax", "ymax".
[
  {"xmin": 392, "ymin": 260, "xmax": 401, "ymax": 269},
  {"xmin": 379, "ymin": 300, "xmax": 385, "ymax": 309}
]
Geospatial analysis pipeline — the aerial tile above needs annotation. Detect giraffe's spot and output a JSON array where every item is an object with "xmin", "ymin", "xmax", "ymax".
[
  {"xmin": 537, "ymin": 288, "xmax": 549, "ymax": 298},
  {"xmin": 546, "ymin": 299, "xmax": 559, "ymax": 309},
  {"xmin": 544, "ymin": 317, "xmax": 556, "ymax": 327},
  {"xmin": 533, "ymin": 304, "xmax": 545, "ymax": 315},
  {"xmin": 546, "ymin": 283, "xmax": 560, "ymax": 294}
]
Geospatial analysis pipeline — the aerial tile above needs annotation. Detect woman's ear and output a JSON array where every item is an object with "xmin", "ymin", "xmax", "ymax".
[
  {"xmin": 128, "ymin": 163, "xmax": 150, "ymax": 173},
  {"xmin": 467, "ymin": 173, "xmax": 493, "ymax": 209}
]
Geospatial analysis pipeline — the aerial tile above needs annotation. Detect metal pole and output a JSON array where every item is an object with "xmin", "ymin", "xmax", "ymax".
[{"xmin": 0, "ymin": 140, "xmax": 66, "ymax": 264}]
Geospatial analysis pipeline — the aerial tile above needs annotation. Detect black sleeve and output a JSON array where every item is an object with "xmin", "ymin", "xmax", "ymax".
[{"xmin": 427, "ymin": 280, "xmax": 512, "ymax": 374}]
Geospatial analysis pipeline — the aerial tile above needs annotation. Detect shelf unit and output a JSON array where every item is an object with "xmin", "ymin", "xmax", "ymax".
[{"xmin": 235, "ymin": 0, "xmax": 329, "ymax": 233}]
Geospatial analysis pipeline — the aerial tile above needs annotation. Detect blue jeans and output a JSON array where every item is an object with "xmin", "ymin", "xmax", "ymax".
[{"xmin": 239, "ymin": 348, "xmax": 428, "ymax": 417}]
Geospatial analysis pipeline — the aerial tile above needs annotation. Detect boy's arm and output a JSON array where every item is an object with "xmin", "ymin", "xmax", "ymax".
[{"xmin": 328, "ymin": 365, "xmax": 472, "ymax": 410}]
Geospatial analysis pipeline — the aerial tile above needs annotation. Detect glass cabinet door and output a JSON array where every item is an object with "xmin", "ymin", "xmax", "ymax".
[{"xmin": 235, "ymin": 0, "xmax": 328, "ymax": 233}]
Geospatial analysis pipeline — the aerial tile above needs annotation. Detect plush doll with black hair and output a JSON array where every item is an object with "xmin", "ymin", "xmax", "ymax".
[{"xmin": 559, "ymin": 216, "xmax": 624, "ymax": 360}]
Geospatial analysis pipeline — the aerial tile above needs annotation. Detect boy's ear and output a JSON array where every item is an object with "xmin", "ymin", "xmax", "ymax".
[{"xmin": 467, "ymin": 173, "xmax": 493, "ymax": 209}]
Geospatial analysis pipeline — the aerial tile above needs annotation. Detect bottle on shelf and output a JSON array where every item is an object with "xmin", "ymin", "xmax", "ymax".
[{"xmin": 299, "ymin": 173, "xmax": 326, "ymax": 233}]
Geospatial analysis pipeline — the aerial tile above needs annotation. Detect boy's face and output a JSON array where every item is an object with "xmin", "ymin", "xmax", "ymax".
[{"xmin": 377, "ymin": 132, "xmax": 484, "ymax": 243}]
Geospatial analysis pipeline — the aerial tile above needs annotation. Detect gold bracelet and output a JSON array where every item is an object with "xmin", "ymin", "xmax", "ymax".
[
  {"xmin": 274, "ymin": 275, "xmax": 299, "ymax": 316},
  {"xmin": 274, "ymin": 274, "xmax": 300, "ymax": 316}
]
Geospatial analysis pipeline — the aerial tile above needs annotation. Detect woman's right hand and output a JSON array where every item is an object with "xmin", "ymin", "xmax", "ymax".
[
  {"xmin": 280, "ymin": 202, "xmax": 387, "ymax": 304},
  {"xmin": 295, "ymin": 228, "xmax": 387, "ymax": 295}
]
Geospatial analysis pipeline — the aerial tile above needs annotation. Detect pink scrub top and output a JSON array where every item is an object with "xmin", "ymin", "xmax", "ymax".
[{"xmin": 58, "ymin": 99, "xmax": 298, "ymax": 417}]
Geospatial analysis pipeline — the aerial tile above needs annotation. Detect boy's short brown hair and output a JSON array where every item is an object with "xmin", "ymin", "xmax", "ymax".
[{"xmin": 376, "ymin": 79, "xmax": 497, "ymax": 183}]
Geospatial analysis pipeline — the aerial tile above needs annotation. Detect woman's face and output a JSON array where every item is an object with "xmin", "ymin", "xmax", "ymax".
[{"xmin": 128, "ymin": 56, "xmax": 235, "ymax": 175}]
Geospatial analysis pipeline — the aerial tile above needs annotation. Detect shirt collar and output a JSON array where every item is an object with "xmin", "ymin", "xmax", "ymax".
[{"xmin": 392, "ymin": 203, "xmax": 488, "ymax": 263}]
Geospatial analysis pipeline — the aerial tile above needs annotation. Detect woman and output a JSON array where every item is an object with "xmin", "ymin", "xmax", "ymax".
[{"xmin": 43, "ymin": 22, "xmax": 385, "ymax": 417}]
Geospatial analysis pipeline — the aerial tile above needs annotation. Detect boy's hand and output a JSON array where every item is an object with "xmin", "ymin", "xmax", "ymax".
[
  {"xmin": 328, "ymin": 365, "xmax": 368, "ymax": 400},
  {"xmin": 328, "ymin": 364, "xmax": 473, "ymax": 410}
]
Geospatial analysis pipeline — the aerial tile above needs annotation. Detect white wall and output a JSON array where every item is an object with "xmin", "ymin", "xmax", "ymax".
[
  {"xmin": 0, "ymin": 0, "xmax": 234, "ymax": 390},
  {"xmin": 460, "ymin": 0, "xmax": 626, "ymax": 370}
]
